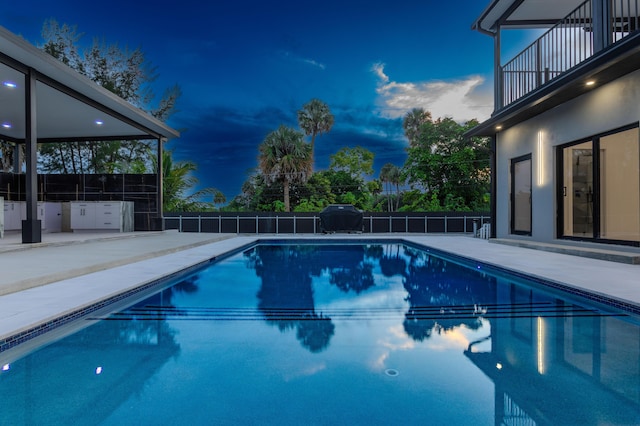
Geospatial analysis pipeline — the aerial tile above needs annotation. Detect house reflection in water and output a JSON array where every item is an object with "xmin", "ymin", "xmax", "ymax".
[
  {"xmin": 464, "ymin": 280, "xmax": 640, "ymax": 425},
  {"xmin": 0, "ymin": 286, "xmax": 183, "ymax": 425}
]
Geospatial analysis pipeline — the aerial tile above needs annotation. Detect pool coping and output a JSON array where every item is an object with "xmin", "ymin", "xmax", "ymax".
[{"xmin": 1, "ymin": 234, "xmax": 639, "ymax": 354}]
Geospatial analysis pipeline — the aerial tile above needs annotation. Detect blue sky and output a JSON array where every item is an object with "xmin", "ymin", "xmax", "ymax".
[{"xmin": 2, "ymin": 0, "xmax": 500, "ymax": 199}]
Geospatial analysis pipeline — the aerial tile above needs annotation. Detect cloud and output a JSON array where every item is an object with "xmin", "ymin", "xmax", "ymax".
[
  {"xmin": 302, "ymin": 58, "xmax": 326, "ymax": 70},
  {"xmin": 280, "ymin": 50, "xmax": 326, "ymax": 70},
  {"xmin": 371, "ymin": 63, "xmax": 493, "ymax": 123}
]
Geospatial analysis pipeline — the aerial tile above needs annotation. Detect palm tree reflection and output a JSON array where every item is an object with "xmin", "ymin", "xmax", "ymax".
[{"xmin": 249, "ymin": 245, "xmax": 334, "ymax": 353}]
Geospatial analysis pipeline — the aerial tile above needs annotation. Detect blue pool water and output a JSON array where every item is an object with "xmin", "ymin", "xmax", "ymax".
[{"xmin": 1, "ymin": 242, "xmax": 639, "ymax": 425}]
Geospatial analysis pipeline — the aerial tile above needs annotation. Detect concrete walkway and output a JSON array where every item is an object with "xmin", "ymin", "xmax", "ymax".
[
  {"xmin": 0, "ymin": 230, "xmax": 236, "ymax": 296},
  {"xmin": 0, "ymin": 231, "xmax": 639, "ymax": 355}
]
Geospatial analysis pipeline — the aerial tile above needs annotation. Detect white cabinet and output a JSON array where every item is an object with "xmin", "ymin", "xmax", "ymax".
[
  {"xmin": 71, "ymin": 203, "xmax": 96, "ymax": 229},
  {"xmin": 3, "ymin": 201, "xmax": 46, "ymax": 231},
  {"xmin": 70, "ymin": 201, "xmax": 134, "ymax": 232}
]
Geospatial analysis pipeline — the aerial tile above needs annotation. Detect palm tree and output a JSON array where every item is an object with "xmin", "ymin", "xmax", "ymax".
[
  {"xmin": 403, "ymin": 108, "xmax": 431, "ymax": 146},
  {"xmin": 297, "ymin": 99, "xmax": 334, "ymax": 167},
  {"xmin": 154, "ymin": 150, "xmax": 224, "ymax": 212},
  {"xmin": 380, "ymin": 163, "xmax": 394, "ymax": 212},
  {"xmin": 259, "ymin": 125, "xmax": 312, "ymax": 212},
  {"xmin": 388, "ymin": 164, "xmax": 403, "ymax": 211},
  {"xmin": 380, "ymin": 163, "xmax": 402, "ymax": 211}
]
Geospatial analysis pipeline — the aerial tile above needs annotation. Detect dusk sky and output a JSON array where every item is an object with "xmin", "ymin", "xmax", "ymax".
[{"xmin": 1, "ymin": 0, "xmax": 530, "ymax": 199}]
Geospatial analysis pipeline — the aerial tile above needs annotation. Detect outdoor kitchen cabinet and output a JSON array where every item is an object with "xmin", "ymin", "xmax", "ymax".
[
  {"xmin": 70, "ymin": 201, "xmax": 134, "ymax": 232},
  {"xmin": 3, "ymin": 201, "xmax": 46, "ymax": 231}
]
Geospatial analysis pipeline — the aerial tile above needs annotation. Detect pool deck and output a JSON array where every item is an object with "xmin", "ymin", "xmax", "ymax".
[{"xmin": 0, "ymin": 231, "xmax": 639, "ymax": 351}]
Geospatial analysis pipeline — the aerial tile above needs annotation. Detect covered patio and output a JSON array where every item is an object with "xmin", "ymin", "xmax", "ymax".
[{"xmin": 0, "ymin": 26, "xmax": 179, "ymax": 243}]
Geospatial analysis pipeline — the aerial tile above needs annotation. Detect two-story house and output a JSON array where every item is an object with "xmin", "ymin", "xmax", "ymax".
[{"xmin": 467, "ymin": 0, "xmax": 640, "ymax": 249}]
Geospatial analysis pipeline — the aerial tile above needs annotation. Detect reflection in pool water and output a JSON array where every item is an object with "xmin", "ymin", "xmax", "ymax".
[{"xmin": 1, "ymin": 243, "xmax": 639, "ymax": 425}]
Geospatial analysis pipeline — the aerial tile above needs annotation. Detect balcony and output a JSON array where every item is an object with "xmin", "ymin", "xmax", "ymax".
[{"xmin": 500, "ymin": 0, "xmax": 640, "ymax": 109}]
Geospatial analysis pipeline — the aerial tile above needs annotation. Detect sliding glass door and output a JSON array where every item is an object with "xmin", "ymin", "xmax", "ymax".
[{"xmin": 559, "ymin": 126, "xmax": 640, "ymax": 244}]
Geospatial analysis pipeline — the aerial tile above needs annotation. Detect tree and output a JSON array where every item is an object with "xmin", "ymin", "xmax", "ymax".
[
  {"xmin": 37, "ymin": 19, "xmax": 181, "ymax": 174},
  {"xmin": 155, "ymin": 150, "xmax": 224, "ymax": 212},
  {"xmin": 380, "ymin": 163, "xmax": 402, "ymax": 212},
  {"xmin": 297, "ymin": 99, "xmax": 334, "ymax": 167},
  {"xmin": 258, "ymin": 125, "xmax": 312, "ymax": 212},
  {"xmin": 403, "ymin": 114, "xmax": 490, "ymax": 211},
  {"xmin": 329, "ymin": 146, "xmax": 374, "ymax": 179},
  {"xmin": 403, "ymin": 108, "xmax": 431, "ymax": 146}
]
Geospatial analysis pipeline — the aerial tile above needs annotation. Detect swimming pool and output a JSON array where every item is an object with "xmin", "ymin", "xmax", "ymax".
[{"xmin": 1, "ymin": 241, "xmax": 639, "ymax": 425}]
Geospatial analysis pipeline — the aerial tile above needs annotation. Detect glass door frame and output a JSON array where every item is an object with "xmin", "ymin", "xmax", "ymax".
[
  {"xmin": 510, "ymin": 154, "xmax": 532, "ymax": 236},
  {"xmin": 556, "ymin": 124, "xmax": 640, "ymax": 247}
]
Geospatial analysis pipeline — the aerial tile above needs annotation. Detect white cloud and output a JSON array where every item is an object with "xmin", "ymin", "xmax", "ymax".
[
  {"xmin": 302, "ymin": 58, "xmax": 326, "ymax": 70},
  {"xmin": 281, "ymin": 50, "xmax": 326, "ymax": 70},
  {"xmin": 372, "ymin": 63, "xmax": 492, "ymax": 123}
]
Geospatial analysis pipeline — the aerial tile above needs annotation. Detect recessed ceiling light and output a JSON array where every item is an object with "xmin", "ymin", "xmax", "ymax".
[
  {"xmin": 586, "ymin": 80, "xmax": 595, "ymax": 86},
  {"xmin": 2, "ymin": 122, "xmax": 12, "ymax": 129},
  {"xmin": 496, "ymin": 125, "xmax": 503, "ymax": 130},
  {"xmin": 2, "ymin": 81, "xmax": 17, "ymax": 88},
  {"xmin": 95, "ymin": 120, "xmax": 104, "ymax": 126}
]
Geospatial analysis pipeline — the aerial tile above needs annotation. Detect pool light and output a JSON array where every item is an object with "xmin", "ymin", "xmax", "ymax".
[
  {"xmin": 496, "ymin": 363, "xmax": 502, "ymax": 370},
  {"xmin": 95, "ymin": 366, "xmax": 103, "ymax": 375},
  {"xmin": 2, "ymin": 364, "xmax": 9, "ymax": 371}
]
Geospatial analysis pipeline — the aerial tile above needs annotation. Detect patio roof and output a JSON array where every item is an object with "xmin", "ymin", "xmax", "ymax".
[
  {"xmin": 0, "ymin": 25, "xmax": 179, "ymax": 244},
  {"xmin": 473, "ymin": 0, "xmax": 585, "ymax": 32},
  {"xmin": 0, "ymin": 25, "xmax": 179, "ymax": 143}
]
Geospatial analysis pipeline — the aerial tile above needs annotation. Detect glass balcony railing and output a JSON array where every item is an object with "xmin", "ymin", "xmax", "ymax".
[{"xmin": 500, "ymin": 0, "xmax": 640, "ymax": 108}]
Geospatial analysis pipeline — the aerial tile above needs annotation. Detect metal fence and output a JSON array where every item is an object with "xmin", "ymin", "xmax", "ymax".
[
  {"xmin": 501, "ymin": 0, "xmax": 640, "ymax": 107},
  {"xmin": 163, "ymin": 212, "xmax": 490, "ymax": 235}
]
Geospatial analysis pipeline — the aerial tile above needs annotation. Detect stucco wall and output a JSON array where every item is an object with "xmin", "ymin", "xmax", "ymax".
[{"xmin": 495, "ymin": 69, "xmax": 640, "ymax": 242}]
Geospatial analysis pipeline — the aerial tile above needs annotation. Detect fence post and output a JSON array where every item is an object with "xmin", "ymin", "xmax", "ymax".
[
  {"xmin": 236, "ymin": 216, "xmax": 239, "ymax": 233},
  {"xmin": 389, "ymin": 216, "xmax": 392, "ymax": 233},
  {"xmin": 198, "ymin": 215, "xmax": 201, "ymax": 233},
  {"xmin": 445, "ymin": 216, "xmax": 448, "ymax": 233},
  {"xmin": 369, "ymin": 216, "xmax": 373, "ymax": 233},
  {"xmin": 425, "ymin": 216, "xmax": 427, "ymax": 233},
  {"xmin": 179, "ymin": 215, "xmax": 182, "ymax": 232},
  {"xmin": 313, "ymin": 216, "xmax": 316, "ymax": 234},
  {"xmin": 294, "ymin": 216, "xmax": 297, "ymax": 234},
  {"xmin": 219, "ymin": 215, "xmax": 221, "ymax": 233},
  {"xmin": 276, "ymin": 216, "xmax": 279, "ymax": 234},
  {"xmin": 405, "ymin": 216, "xmax": 408, "ymax": 233},
  {"xmin": 464, "ymin": 216, "xmax": 467, "ymax": 233},
  {"xmin": 256, "ymin": 215, "xmax": 259, "ymax": 234}
]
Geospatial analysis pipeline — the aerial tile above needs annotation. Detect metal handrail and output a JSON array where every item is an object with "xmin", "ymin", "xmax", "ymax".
[{"xmin": 501, "ymin": 0, "xmax": 639, "ymax": 107}]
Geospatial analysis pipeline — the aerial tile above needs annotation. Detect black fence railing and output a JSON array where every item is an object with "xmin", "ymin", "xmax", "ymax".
[
  {"xmin": 500, "ymin": 0, "xmax": 640, "ymax": 107},
  {"xmin": 163, "ymin": 212, "xmax": 491, "ymax": 235}
]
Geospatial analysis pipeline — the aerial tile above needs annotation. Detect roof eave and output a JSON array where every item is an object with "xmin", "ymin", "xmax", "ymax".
[{"xmin": 0, "ymin": 26, "xmax": 180, "ymax": 141}]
